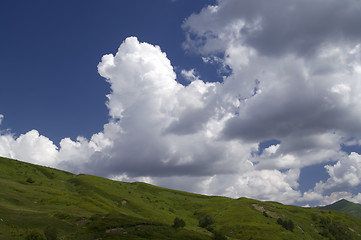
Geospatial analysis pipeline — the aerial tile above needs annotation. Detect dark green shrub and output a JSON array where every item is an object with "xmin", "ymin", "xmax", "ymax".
[
  {"xmin": 285, "ymin": 220, "xmax": 294, "ymax": 232},
  {"xmin": 199, "ymin": 214, "xmax": 214, "ymax": 228},
  {"xmin": 173, "ymin": 217, "xmax": 186, "ymax": 229},
  {"xmin": 26, "ymin": 178, "xmax": 35, "ymax": 183},
  {"xmin": 213, "ymin": 230, "xmax": 227, "ymax": 240},
  {"xmin": 206, "ymin": 225, "xmax": 214, "ymax": 232},
  {"xmin": 25, "ymin": 230, "xmax": 46, "ymax": 240},
  {"xmin": 277, "ymin": 218, "xmax": 294, "ymax": 232}
]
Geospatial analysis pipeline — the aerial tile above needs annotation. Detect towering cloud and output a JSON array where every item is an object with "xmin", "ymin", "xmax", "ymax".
[{"xmin": 182, "ymin": 0, "xmax": 361, "ymax": 203}]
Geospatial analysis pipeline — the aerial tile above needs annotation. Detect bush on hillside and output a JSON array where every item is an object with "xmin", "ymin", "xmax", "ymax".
[
  {"xmin": 25, "ymin": 230, "xmax": 46, "ymax": 240},
  {"xmin": 26, "ymin": 177, "xmax": 35, "ymax": 183},
  {"xmin": 199, "ymin": 214, "xmax": 214, "ymax": 228},
  {"xmin": 277, "ymin": 218, "xmax": 294, "ymax": 232},
  {"xmin": 173, "ymin": 217, "xmax": 186, "ymax": 229},
  {"xmin": 213, "ymin": 230, "xmax": 227, "ymax": 240}
]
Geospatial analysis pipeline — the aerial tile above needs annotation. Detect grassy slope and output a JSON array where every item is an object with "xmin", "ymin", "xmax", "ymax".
[
  {"xmin": 319, "ymin": 199, "xmax": 361, "ymax": 219},
  {"xmin": 1, "ymin": 156, "xmax": 361, "ymax": 240}
]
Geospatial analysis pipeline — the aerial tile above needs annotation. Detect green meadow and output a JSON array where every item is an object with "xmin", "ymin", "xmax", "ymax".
[{"xmin": 1, "ymin": 156, "xmax": 361, "ymax": 240}]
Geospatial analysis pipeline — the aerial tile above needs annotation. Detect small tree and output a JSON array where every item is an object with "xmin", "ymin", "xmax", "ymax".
[
  {"xmin": 199, "ymin": 214, "xmax": 214, "ymax": 228},
  {"xmin": 173, "ymin": 217, "xmax": 186, "ymax": 229}
]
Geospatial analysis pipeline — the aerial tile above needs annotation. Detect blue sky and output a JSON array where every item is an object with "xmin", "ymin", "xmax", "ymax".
[
  {"xmin": 0, "ymin": 0, "xmax": 216, "ymax": 143},
  {"xmin": 1, "ymin": 0, "xmax": 361, "ymax": 206}
]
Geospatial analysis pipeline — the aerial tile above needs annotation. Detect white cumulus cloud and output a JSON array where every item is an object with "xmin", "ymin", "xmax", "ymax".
[
  {"xmin": 0, "ymin": 130, "xmax": 58, "ymax": 166},
  {"xmin": 181, "ymin": 69, "xmax": 200, "ymax": 82}
]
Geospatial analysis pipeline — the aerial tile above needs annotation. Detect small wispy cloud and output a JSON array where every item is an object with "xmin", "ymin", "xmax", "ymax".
[{"xmin": 181, "ymin": 68, "xmax": 200, "ymax": 82}]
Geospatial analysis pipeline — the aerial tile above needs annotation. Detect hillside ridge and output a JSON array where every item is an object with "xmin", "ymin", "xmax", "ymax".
[
  {"xmin": 1, "ymin": 156, "xmax": 361, "ymax": 240},
  {"xmin": 319, "ymin": 199, "xmax": 361, "ymax": 219}
]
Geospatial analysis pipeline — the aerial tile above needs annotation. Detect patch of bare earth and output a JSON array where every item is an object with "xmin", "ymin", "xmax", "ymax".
[
  {"xmin": 349, "ymin": 227, "xmax": 361, "ymax": 236},
  {"xmin": 105, "ymin": 227, "xmax": 123, "ymax": 233},
  {"xmin": 252, "ymin": 204, "xmax": 279, "ymax": 218},
  {"xmin": 76, "ymin": 217, "xmax": 87, "ymax": 225}
]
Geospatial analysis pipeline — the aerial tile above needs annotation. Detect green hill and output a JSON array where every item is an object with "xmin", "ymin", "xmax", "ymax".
[
  {"xmin": 1, "ymin": 156, "xmax": 361, "ymax": 240},
  {"xmin": 319, "ymin": 199, "xmax": 361, "ymax": 219}
]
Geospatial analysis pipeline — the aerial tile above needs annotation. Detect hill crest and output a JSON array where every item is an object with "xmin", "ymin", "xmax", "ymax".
[
  {"xmin": 319, "ymin": 198, "xmax": 361, "ymax": 219},
  {"xmin": 1, "ymin": 156, "xmax": 361, "ymax": 240}
]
